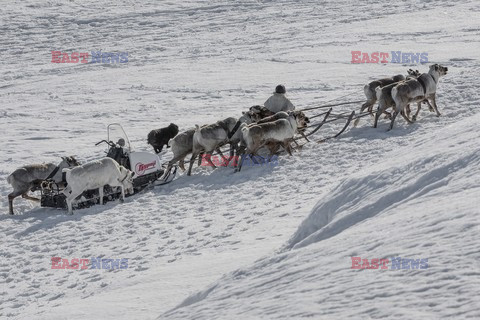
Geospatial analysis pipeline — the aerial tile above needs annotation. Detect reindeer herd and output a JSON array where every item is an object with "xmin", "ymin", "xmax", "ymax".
[
  {"xmin": 163, "ymin": 107, "xmax": 310, "ymax": 175},
  {"xmin": 355, "ymin": 63, "xmax": 448, "ymax": 130},
  {"xmin": 6, "ymin": 64, "xmax": 448, "ymax": 215}
]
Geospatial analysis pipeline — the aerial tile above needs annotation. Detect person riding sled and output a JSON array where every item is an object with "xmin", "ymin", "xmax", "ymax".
[{"xmin": 264, "ymin": 84, "xmax": 295, "ymax": 113}]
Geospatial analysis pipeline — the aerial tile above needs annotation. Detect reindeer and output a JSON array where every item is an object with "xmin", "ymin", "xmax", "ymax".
[
  {"xmin": 353, "ymin": 73, "xmax": 406, "ymax": 127},
  {"xmin": 7, "ymin": 156, "xmax": 80, "ymax": 214},
  {"xmin": 236, "ymin": 112, "xmax": 309, "ymax": 172},
  {"xmin": 62, "ymin": 158, "xmax": 134, "ymax": 214},
  {"xmin": 390, "ymin": 64, "xmax": 448, "ymax": 130}
]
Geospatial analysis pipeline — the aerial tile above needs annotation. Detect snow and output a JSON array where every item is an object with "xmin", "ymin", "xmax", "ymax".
[
  {"xmin": 165, "ymin": 113, "xmax": 480, "ymax": 319},
  {"xmin": 1, "ymin": 0, "xmax": 479, "ymax": 319}
]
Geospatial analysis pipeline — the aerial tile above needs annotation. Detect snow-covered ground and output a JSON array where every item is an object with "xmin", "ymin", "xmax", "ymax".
[
  {"xmin": 1, "ymin": 0, "xmax": 479, "ymax": 319},
  {"xmin": 165, "ymin": 112, "xmax": 480, "ymax": 319}
]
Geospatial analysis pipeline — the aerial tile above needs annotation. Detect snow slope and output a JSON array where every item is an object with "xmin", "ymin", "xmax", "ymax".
[
  {"xmin": 1, "ymin": 0, "xmax": 479, "ymax": 319},
  {"xmin": 165, "ymin": 113, "xmax": 480, "ymax": 319}
]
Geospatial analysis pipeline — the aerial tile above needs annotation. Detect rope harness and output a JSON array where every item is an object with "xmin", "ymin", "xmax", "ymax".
[
  {"xmin": 119, "ymin": 171, "xmax": 130, "ymax": 183},
  {"xmin": 417, "ymin": 77, "xmax": 428, "ymax": 95},
  {"xmin": 46, "ymin": 166, "xmax": 60, "ymax": 180},
  {"xmin": 228, "ymin": 120, "xmax": 242, "ymax": 140}
]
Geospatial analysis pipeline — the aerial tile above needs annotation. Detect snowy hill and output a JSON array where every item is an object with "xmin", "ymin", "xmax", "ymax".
[
  {"xmin": 164, "ymin": 113, "xmax": 480, "ymax": 319},
  {"xmin": 1, "ymin": 0, "xmax": 479, "ymax": 319}
]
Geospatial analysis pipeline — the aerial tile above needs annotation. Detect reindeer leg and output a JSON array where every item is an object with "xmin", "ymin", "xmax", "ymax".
[
  {"xmin": 374, "ymin": 102, "xmax": 387, "ymax": 128},
  {"xmin": 266, "ymin": 145, "xmax": 275, "ymax": 160},
  {"xmin": 388, "ymin": 110, "xmax": 399, "ymax": 131},
  {"xmin": 8, "ymin": 196, "xmax": 14, "ymax": 215},
  {"xmin": 242, "ymin": 143, "xmax": 261, "ymax": 167},
  {"xmin": 373, "ymin": 110, "xmax": 381, "ymax": 128},
  {"xmin": 283, "ymin": 141, "xmax": 293, "ymax": 156},
  {"xmin": 65, "ymin": 190, "xmax": 83, "ymax": 214},
  {"xmin": 249, "ymin": 153, "xmax": 259, "ymax": 164},
  {"xmin": 206, "ymin": 152, "xmax": 217, "ymax": 169},
  {"xmin": 222, "ymin": 144, "xmax": 235, "ymax": 167},
  {"xmin": 197, "ymin": 152, "xmax": 203, "ymax": 167},
  {"xmin": 431, "ymin": 94, "xmax": 441, "ymax": 117},
  {"xmin": 236, "ymin": 155, "xmax": 244, "ymax": 172},
  {"xmin": 178, "ymin": 157, "xmax": 186, "ymax": 171},
  {"xmin": 187, "ymin": 153, "xmax": 198, "ymax": 176},
  {"xmin": 8, "ymin": 191, "xmax": 22, "ymax": 215},
  {"xmin": 299, "ymin": 131, "xmax": 310, "ymax": 142},
  {"xmin": 366, "ymin": 100, "xmax": 376, "ymax": 116},
  {"xmin": 287, "ymin": 143, "xmax": 294, "ymax": 155},
  {"xmin": 235, "ymin": 151, "xmax": 246, "ymax": 172},
  {"xmin": 66, "ymin": 198, "xmax": 73, "ymax": 214},
  {"xmin": 119, "ymin": 186, "xmax": 125, "ymax": 203},
  {"xmin": 412, "ymin": 102, "xmax": 422, "ymax": 122},
  {"xmin": 264, "ymin": 142, "xmax": 274, "ymax": 155},
  {"xmin": 215, "ymin": 147, "xmax": 226, "ymax": 160},
  {"xmin": 401, "ymin": 109, "xmax": 414, "ymax": 124},
  {"xmin": 273, "ymin": 143, "xmax": 282, "ymax": 154},
  {"xmin": 425, "ymin": 98, "xmax": 434, "ymax": 112},
  {"xmin": 354, "ymin": 101, "xmax": 373, "ymax": 127},
  {"xmin": 165, "ymin": 162, "xmax": 173, "ymax": 173},
  {"xmin": 234, "ymin": 146, "xmax": 246, "ymax": 168},
  {"xmin": 266, "ymin": 142, "xmax": 276, "ymax": 156},
  {"xmin": 251, "ymin": 140, "xmax": 267, "ymax": 163},
  {"xmin": 235, "ymin": 144, "xmax": 251, "ymax": 172},
  {"xmin": 167, "ymin": 152, "xmax": 188, "ymax": 172}
]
